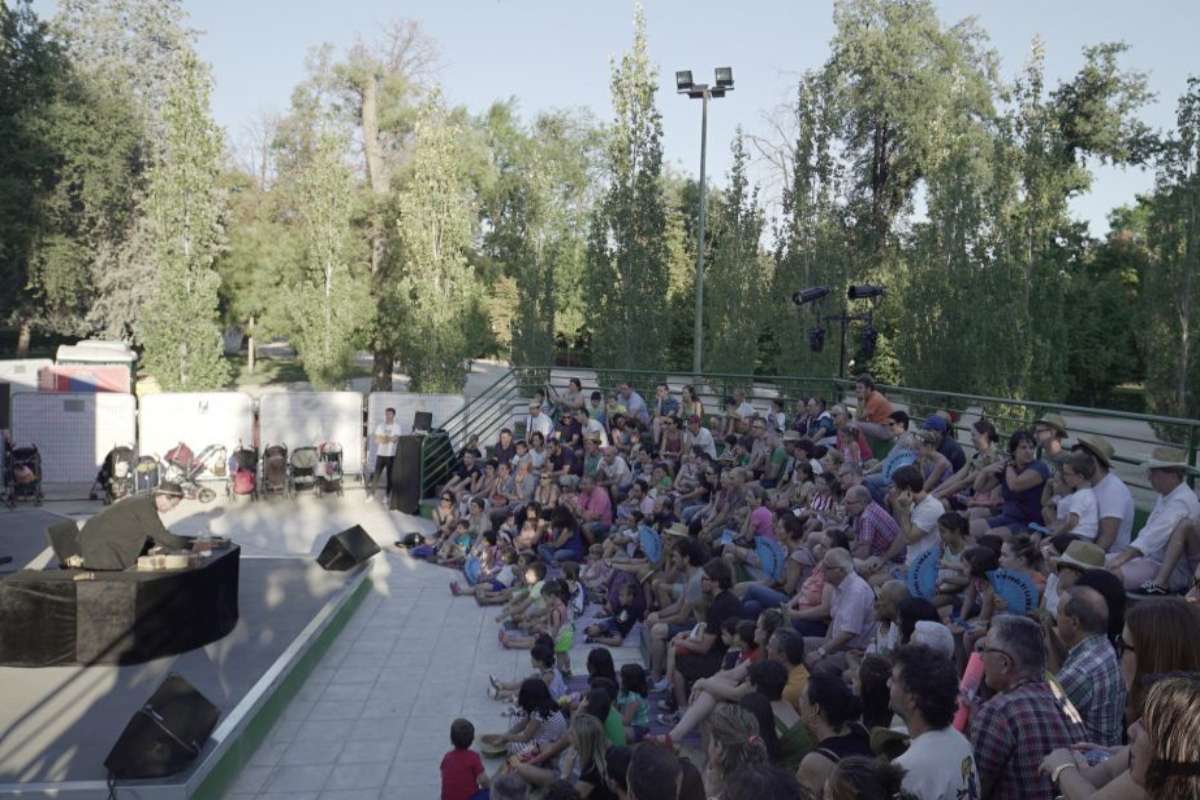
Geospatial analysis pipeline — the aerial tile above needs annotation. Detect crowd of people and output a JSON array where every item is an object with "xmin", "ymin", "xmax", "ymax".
[{"xmin": 429, "ymin": 375, "xmax": 1200, "ymax": 800}]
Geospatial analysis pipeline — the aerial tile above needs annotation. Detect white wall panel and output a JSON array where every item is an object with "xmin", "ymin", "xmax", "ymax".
[
  {"xmin": 259, "ymin": 392, "xmax": 364, "ymax": 476},
  {"xmin": 11, "ymin": 392, "xmax": 136, "ymax": 483},
  {"xmin": 139, "ymin": 392, "xmax": 255, "ymax": 461}
]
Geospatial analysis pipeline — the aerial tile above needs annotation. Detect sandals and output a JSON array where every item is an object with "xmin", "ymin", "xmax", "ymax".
[{"xmin": 1136, "ymin": 581, "xmax": 1171, "ymax": 596}]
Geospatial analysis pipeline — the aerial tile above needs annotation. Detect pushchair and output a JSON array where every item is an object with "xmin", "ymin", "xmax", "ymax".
[
  {"xmin": 289, "ymin": 446, "xmax": 320, "ymax": 496},
  {"xmin": 161, "ymin": 442, "xmax": 222, "ymax": 504},
  {"xmin": 260, "ymin": 444, "xmax": 289, "ymax": 498},
  {"xmin": 135, "ymin": 455, "xmax": 160, "ymax": 496},
  {"xmin": 4, "ymin": 444, "xmax": 43, "ymax": 508},
  {"xmin": 227, "ymin": 445, "xmax": 258, "ymax": 501},
  {"xmin": 316, "ymin": 442, "xmax": 344, "ymax": 497},
  {"xmin": 96, "ymin": 445, "xmax": 136, "ymax": 504}
]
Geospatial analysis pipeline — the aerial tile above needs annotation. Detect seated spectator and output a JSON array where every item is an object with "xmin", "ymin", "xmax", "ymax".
[
  {"xmin": 864, "ymin": 428, "xmax": 919, "ymax": 505},
  {"xmin": 803, "ymin": 548, "xmax": 876, "ymax": 671},
  {"xmin": 826, "ymin": 756, "xmax": 908, "ymax": 800},
  {"xmin": 527, "ymin": 402, "xmax": 554, "ymax": 443},
  {"xmin": 796, "ymin": 671, "xmax": 873, "ymax": 798},
  {"xmin": 576, "ymin": 475, "xmax": 614, "ymax": 545},
  {"xmin": 932, "ymin": 418, "xmax": 1001, "ymax": 506},
  {"xmin": 853, "ymin": 653, "xmax": 894, "ymax": 730},
  {"xmin": 643, "ymin": 538, "xmax": 708, "ymax": 683},
  {"xmin": 664, "ymin": 559, "xmax": 741, "ymax": 713},
  {"xmin": 1040, "ymin": 597, "xmax": 1200, "ymax": 800},
  {"xmin": 1000, "ymin": 533, "xmax": 1048, "ymax": 592},
  {"xmin": 1044, "ymin": 451, "xmax": 1100, "ymax": 540},
  {"xmin": 494, "ymin": 428, "xmax": 518, "ymax": 467},
  {"xmin": 909, "ymin": 619, "xmax": 956, "ymax": 660},
  {"xmin": 619, "ymin": 383, "xmax": 650, "ymax": 428},
  {"xmin": 864, "ymin": 580, "xmax": 908, "ymax": 658},
  {"xmin": 721, "ymin": 765, "xmax": 807, "ymax": 800},
  {"xmin": 745, "ymin": 658, "xmax": 811, "ymax": 770},
  {"xmin": 970, "ymin": 430, "xmax": 1051, "ymax": 540},
  {"xmin": 852, "ymin": 373, "xmax": 895, "ymax": 444},
  {"xmin": 1053, "ymin": 586, "xmax": 1126, "ymax": 746},
  {"xmin": 1071, "ymin": 434, "xmax": 1134, "ymax": 554},
  {"xmin": 922, "ymin": 414, "xmax": 966, "ymax": 474},
  {"xmin": 1129, "ymin": 674, "xmax": 1200, "ymax": 800},
  {"xmin": 914, "ymin": 429, "xmax": 953, "ymax": 493},
  {"xmin": 896, "ymin": 597, "xmax": 940, "ymax": 646},
  {"xmin": 1107, "ymin": 448, "xmax": 1200, "ymax": 594},
  {"xmin": 705, "ymin": 703, "xmax": 769, "ymax": 800},
  {"xmin": 627, "ymin": 742, "xmax": 681, "ymax": 800},
  {"xmin": 830, "ymin": 405, "xmax": 871, "ymax": 466},
  {"xmin": 847, "ymin": 485, "xmax": 904, "ymax": 581},
  {"xmin": 891, "ymin": 463, "xmax": 946, "ymax": 573},
  {"xmin": 971, "ymin": 614, "xmax": 1086, "ymax": 800}
]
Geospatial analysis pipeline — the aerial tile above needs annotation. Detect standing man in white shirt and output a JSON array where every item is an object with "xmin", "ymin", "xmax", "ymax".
[
  {"xmin": 366, "ymin": 407, "xmax": 402, "ymax": 502},
  {"xmin": 1108, "ymin": 447, "xmax": 1200, "ymax": 594},
  {"xmin": 890, "ymin": 643, "xmax": 981, "ymax": 800}
]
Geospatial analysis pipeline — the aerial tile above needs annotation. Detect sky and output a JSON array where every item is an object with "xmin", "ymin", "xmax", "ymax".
[{"xmin": 36, "ymin": 0, "xmax": 1200, "ymax": 235}]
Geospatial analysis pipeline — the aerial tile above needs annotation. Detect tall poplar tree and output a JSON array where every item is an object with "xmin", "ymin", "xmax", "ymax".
[
  {"xmin": 585, "ymin": 4, "xmax": 669, "ymax": 375},
  {"xmin": 138, "ymin": 52, "xmax": 229, "ymax": 390}
]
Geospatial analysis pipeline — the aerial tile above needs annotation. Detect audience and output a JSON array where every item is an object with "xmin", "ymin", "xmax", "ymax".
[{"xmin": 433, "ymin": 384, "xmax": 1200, "ymax": 800}]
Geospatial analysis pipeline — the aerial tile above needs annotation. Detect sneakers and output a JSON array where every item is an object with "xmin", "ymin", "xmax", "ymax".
[
  {"xmin": 656, "ymin": 711, "xmax": 681, "ymax": 726},
  {"xmin": 651, "ymin": 676, "xmax": 671, "ymax": 693},
  {"xmin": 1136, "ymin": 581, "xmax": 1171, "ymax": 596}
]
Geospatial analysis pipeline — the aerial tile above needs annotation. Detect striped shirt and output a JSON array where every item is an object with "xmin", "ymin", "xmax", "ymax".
[{"xmin": 1057, "ymin": 634, "xmax": 1126, "ymax": 747}]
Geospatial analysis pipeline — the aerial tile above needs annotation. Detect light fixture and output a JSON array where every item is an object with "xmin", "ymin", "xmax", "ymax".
[
  {"xmin": 847, "ymin": 284, "xmax": 886, "ymax": 300},
  {"xmin": 675, "ymin": 71, "xmax": 694, "ymax": 92},
  {"xmin": 714, "ymin": 67, "xmax": 734, "ymax": 89},
  {"xmin": 792, "ymin": 287, "xmax": 831, "ymax": 306}
]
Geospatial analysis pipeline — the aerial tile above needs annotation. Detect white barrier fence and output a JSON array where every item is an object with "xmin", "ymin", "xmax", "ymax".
[
  {"xmin": 139, "ymin": 392, "xmax": 255, "ymax": 462},
  {"xmin": 259, "ymin": 391, "xmax": 366, "ymax": 478},
  {"xmin": 0, "ymin": 359, "xmax": 51, "ymax": 392},
  {"xmin": 11, "ymin": 391, "xmax": 137, "ymax": 483}
]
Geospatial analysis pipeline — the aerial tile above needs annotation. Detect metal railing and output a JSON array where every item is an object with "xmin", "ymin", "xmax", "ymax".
[{"xmin": 420, "ymin": 366, "xmax": 1200, "ymax": 508}]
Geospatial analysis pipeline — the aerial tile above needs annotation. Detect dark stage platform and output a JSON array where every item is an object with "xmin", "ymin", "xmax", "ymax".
[{"xmin": 0, "ymin": 547, "xmax": 364, "ymax": 798}]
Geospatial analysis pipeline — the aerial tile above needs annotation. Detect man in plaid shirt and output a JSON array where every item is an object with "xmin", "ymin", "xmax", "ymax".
[
  {"xmin": 1054, "ymin": 586, "xmax": 1126, "ymax": 746},
  {"xmin": 847, "ymin": 486, "xmax": 904, "ymax": 563},
  {"xmin": 971, "ymin": 615, "xmax": 1087, "ymax": 800}
]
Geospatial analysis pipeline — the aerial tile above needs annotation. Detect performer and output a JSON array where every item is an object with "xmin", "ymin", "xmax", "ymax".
[
  {"xmin": 367, "ymin": 407, "xmax": 403, "ymax": 502},
  {"xmin": 75, "ymin": 482, "xmax": 193, "ymax": 571}
]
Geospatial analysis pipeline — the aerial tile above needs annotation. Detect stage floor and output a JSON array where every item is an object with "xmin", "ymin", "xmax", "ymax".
[{"xmin": 0, "ymin": 556, "xmax": 356, "ymax": 785}]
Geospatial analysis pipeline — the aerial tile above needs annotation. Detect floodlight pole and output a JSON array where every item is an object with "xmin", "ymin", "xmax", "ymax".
[{"xmin": 694, "ymin": 90, "xmax": 709, "ymax": 377}]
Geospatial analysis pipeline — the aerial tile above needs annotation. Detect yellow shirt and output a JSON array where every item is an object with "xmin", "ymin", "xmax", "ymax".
[{"xmin": 782, "ymin": 663, "xmax": 810, "ymax": 708}]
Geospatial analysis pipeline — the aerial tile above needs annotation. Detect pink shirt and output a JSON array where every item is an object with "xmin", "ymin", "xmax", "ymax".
[
  {"xmin": 750, "ymin": 505, "xmax": 775, "ymax": 539},
  {"xmin": 580, "ymin": 486, "xmax": 613, "ymax": 526}
]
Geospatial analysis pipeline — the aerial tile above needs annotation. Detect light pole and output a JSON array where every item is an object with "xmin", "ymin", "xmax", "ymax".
[{"xmin": 677, "ymin": 67, "xmax": 734, "ymax": 377}]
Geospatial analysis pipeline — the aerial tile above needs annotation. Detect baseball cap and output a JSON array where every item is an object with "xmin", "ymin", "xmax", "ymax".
[{"xmin": 922, "ymin": 415, "xmax": 948, "ymax": 433}]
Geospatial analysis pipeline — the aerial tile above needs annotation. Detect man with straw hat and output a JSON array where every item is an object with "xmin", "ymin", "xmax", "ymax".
[
  {"xmin": 1070, "ymin": 434, "xmax": 1134, "ymax": 554},
  {"xmin": 1107, "ymin": 447, "xmax": 1200, "ymax": 595},
  {"xmin": 1033, "ymin": 413, "xmax": 1070, "ymax": 465}
]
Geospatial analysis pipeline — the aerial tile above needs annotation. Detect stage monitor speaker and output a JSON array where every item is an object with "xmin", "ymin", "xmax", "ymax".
[
  {"xmin": 104, "ymin": 673, "xmax": 220, "ymax": 780},
  {"xmin": 317, "ymin": 524, "xmax": 381, "ymax": 571},
  {"xmin": 413, "ymin": 410, "xmax": 433, "ymax": 433},
  {"xmin": 388, "ymin": 435, "xmax": 422, "ymax": 514}
]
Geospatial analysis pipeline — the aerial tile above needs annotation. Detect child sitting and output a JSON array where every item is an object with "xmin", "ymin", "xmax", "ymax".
[
  {"xmin": 435, "ymin": 519, "xmax": 474, "ymax": 565},
  {"xmin": 617, "ymin": 663, "xmax": 650, "ymax": 743},
  {"xmin": 501, "ymin": 580, "xmax": 574, "ymax": 676},
  {"xmin": 492, "ymin": 561, "xmax": 548, "ymax": 619},
  {"xmin": 584, "ymin": 582, "xmax": 643, "ymax": 646},
  {"xmin": 489, "ymin": 637, "xmax": 566, "ymax": 702},
  {"xmin": 440, "ymin": 718, "xmax": 489, "ymax": 800},
  {"xmin": 732, "ymin": 619, "xmax": 763, "ymax": 666},
  {"xmin": 933, "ymin": 511, "xmax": 971, "ymax": 605}
]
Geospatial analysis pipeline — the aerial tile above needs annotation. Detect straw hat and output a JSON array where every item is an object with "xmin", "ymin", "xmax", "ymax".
[
  {"xmin": 1057, "ymin": 540, "xmax": 1105, "ymax": 572},
  {"xmin": 665, "ymin": 522, "xmax": 689, "ymax": 538},
  {"xmin": 1071, "ymin": 434, "xmax": 1114, "ymax": 469},
  {"xmin": 1142, "ymin": 446, "xmax": 1199, "ymax": 475},
  {"xmin": 782, "ymin": 430, "xmax": 803, "ymax": 443},
  {"xmin": 1033, "ymin": 413, "xmax": 1068, "ymax": 438}
]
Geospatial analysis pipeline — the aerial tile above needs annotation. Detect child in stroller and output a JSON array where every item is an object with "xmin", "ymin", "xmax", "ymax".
[
  {"xmin": 317, "ymin": 441, "xmax": 344, "ymax": 497},
  {"xmin": 4, "ymin": 438, "xmax": 43, "ymax": 508},
  {"xmin": 227, "ymin": 445, "xmax": 258, "ymax": 500},
  {"xmin": 91, "ymin": 444, "xmax": 136, "ymax": 504}
]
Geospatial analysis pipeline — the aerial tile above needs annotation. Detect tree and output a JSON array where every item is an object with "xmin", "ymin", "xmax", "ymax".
[
  {"xmin": 585, "ymin": 3, "xmax": 669, "ymax": 375},
  {"xmin": 384, "ymin": 96, "xmax": 485, "ymax": 392},
  {"xmin": 1142, "ymin": 78, "xmax": 1200, "ymax": 421},
  {"xmin": 283, "ymin": 130, "xmax": 373, "ymax": 388},
  {"xmin": 138, "ymin": 52, "xmax": 229, "ymax": 390},
  {"xmin": 705, "ymin": 131, "xmax": 769, "ymax": 376}
]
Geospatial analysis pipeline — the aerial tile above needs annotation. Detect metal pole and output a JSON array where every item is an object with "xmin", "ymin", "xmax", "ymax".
[
  {"xmin": 693, "ymin": 90, "xmax": 709, "ymax": 377},
  {"xmin": 838, "ymin": 310, "xmax": 848, "ymax": 379}
]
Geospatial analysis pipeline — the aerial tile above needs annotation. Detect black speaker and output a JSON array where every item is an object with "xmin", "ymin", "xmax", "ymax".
[
  {"xmin": 317, "ymin": 524, "xmax": 381, "ymax": 571},
  {"xmin": 413, "ymin": 410, "xmax": 433, "ymax": 433},
  {"xmin": 104, "ymin": 674, "xmax": 220, "ymax": 780},
  {"xmin": 388, "ymin": 435, "xmax": 422, "ymax": 514},
  {"xmin": 45, "ymin": 520, "xmax": 82, "ymax": 568},
  {"xmin": 0, "ymin": 382, "xmax": 9, "ymax": 430}
]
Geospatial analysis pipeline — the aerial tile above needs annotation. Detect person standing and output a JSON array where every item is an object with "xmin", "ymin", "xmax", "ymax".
[{"xmin": 367, "ymin": 407, "xmax": 402, "ymax": 502}]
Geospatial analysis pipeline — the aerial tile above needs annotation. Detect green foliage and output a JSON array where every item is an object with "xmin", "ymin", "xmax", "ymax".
[
  {"xmin": 384, "ymin": 96, "xmax": 485, "ymax": 392},
  {"xmin": 585, "ymin": 4, "xmax": 670, "ymax": 376},
  {"xmin": 282, "ymin": 130, "xmax": 373, "ymax": 388},
  {"xmin": 704, "ymin": 131, "xmax": 769, "ymax": 375},
  {"xmin": 138, "ymin": 52, "xmax": 229, "ymax": 390}
]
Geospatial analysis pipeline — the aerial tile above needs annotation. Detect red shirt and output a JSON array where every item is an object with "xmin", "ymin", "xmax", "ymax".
[{"xmin": 441, "ymin": 748, "xmax": 484, "ymax": 800}]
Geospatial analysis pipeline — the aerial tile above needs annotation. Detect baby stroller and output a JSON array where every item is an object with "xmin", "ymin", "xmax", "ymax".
[
  {"xmin": 260, "ymin": 444, "xmax": 288, "ymax": 497},
  {"xmin": 316, "ymin": 442, "xmax": 344, "ymax": 497},
  {"xmin": 135, "ymin": 455, "xmax": 161, "ymax": 495},
  {"xmin": 96, "ymin": 445, "xmax": 136, "ymax": 504},
  {"xmin": 227, "ymin": 445, "xmax": 258, "ymax": 501},
  {"xmin": 4, "ymin": 444, "xmax": 43, "ymax": 508},
  {"xmin": 161, "ymin": 442, "xmax": 221, "ymax": 504},
  {"xmin": 289, "ymin": 446, "xmax": 320, "ymax": 497}
]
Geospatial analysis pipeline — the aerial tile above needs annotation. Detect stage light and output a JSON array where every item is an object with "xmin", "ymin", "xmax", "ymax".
[
  {"xmin": 792, "ymin": 287, "xmax": 831, "ymax": 306},
  {"xmin": 848, "ymin": 284, "xmax": 886, "ymax": 300},
  {"xmin": 859, "ymin": 324, "xmax": 879, "ymax": 360},
  {"xmin": 676, "ymin": 71, "xmax": 694, "ymax": 92},
  {"xmin": 714, "ymin": 67, "xmax": 734, "ymax": 89}
]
